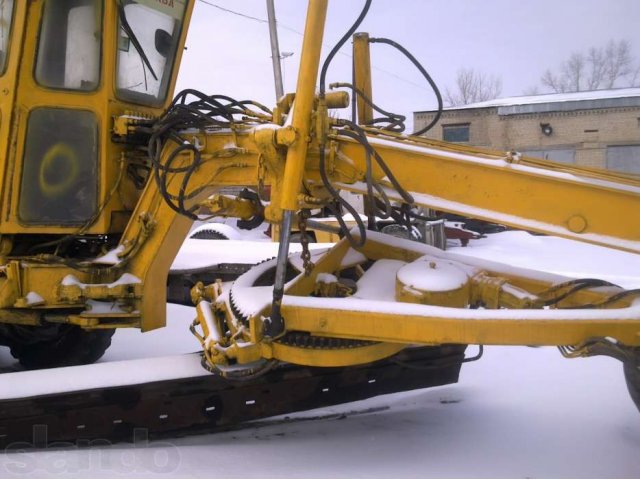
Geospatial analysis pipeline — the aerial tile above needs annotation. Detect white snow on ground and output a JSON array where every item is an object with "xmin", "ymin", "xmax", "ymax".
[{"xmin": 1, "ymin": 231, "xmax": 639, "ymax": 477}]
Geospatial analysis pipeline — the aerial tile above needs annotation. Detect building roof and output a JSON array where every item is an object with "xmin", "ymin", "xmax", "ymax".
[{"xmin": 415, "ymin": 87, "xmax": 640, "ymax": 116}]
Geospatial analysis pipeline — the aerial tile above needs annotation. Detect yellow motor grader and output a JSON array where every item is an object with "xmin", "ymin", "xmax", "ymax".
[{"xmin": 0, "ymin": 0, "xmax": 638, "ymax": 419}]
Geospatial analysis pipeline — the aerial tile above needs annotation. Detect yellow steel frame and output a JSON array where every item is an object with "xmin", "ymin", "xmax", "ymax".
[
  {"xmin": 281, "ymin": 235, "xmax": 640, "ymax": 348},
  {"xmin": 353, "ymin": 32, "xmax": 373, "ymax": 125},
  {"xmin": 332, "ymin": 134, "xmax": 640, "ymax": 254},
  {"xmin": 196, "ymin": 230, "xmax": 640, "ymax": 369},
  {"xmin": 1, "ymin": 0, "xmax": 639, "ymax": 367}
]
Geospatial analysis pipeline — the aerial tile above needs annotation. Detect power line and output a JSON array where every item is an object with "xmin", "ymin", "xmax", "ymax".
[
  {"xmin": 198, "ymin": 0, "xmax": 267, "ymax": 24},
  {"xmin": 195, "ymin": 0, "xmax": 431, "ymax": 92}
]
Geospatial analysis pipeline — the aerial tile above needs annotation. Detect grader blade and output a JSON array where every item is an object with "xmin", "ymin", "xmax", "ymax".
[{"xmin": 0, "ymin": 345, "xmax": 466, "ymax": 447}]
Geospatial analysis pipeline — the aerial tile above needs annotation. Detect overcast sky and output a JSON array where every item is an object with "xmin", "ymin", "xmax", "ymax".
[{"xmin": 176, "ymin": 0, "xmax": 640, "ymax": 130}]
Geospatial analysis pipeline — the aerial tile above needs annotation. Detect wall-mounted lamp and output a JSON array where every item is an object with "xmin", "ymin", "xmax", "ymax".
[{"xmin": 540, "ymin": 123, "xmax": 553, "ymax": 136}]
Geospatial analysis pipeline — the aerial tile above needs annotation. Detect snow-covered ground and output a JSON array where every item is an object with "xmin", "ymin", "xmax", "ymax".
[{"xmin": 1, "ymin": 231, "xmax": 639, "ymax": 478}]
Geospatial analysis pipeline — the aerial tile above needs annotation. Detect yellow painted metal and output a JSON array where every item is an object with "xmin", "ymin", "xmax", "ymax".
[
  {"xmin": 200, "ymin": 194, "xmax": 261, "ymax": 220},
  {"xmin": 279, "ymin": 0, "xmax": 328, "ymax": 212},
  {"xmin": 333, "ymin": 135, "xmax": 640, "ymax": 253},
  {"xmin": 119, "ymin": 131, "xmax": 262, "ymax": 330},
  {"xmin": 0, "ymin": 0, "xmax": 200, "ymax": 331},
  {"xmin": 355, "ymin": 234, "xmax": 625, "ymax": 308},
  {"xmin": 270, "ymin": 341, "xmax": 405, "ymax": 367},
  {"xmin": 281, "ymin": 303, "xmax": 640, "ymax": 347},
  {"xmin": 66, "ymin": 314, "xmax": 140, "ymax": 329},
  {"xmin": 0, "ymin": 0, "xmax": 195, "ymax": 235},
  {"xmin": 209, "ymin": 232, "xmax": 639, "ymax": 367},
  {"xmin": 353, "ymin": 32, "xmax": 373, "ymax": 125},
  {"xmin": 1, "ymin": 0, "xmax": 639, "ymax": 372},
  {"xmin": 396, "ymin": 267, "xmax": 471, "ymax": 309},
  {"xmin": 270, "ymin": 236, "xmax": 640, "ymax": 350},
  {"xmin": 324, "ymin": 91, "xmax": 351, "ymax": 110},
  {"xmin": 57, "ymin": 278, "xmax": 142, "ymax": 304},
  {"xmin": 0, "ymin": 310, "xmax": 41, "ymax": 326},
  {"xmin": 0, "ymin": 1, "xmax": 25, "ymax": 236}
]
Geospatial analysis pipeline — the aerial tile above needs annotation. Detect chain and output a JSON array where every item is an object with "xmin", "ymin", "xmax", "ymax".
[{"xmin": 298, "ymin": 209, "xmax": 315, "ymax": 276}]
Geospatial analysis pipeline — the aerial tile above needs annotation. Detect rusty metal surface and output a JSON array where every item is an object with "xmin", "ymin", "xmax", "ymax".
[{"xmin": 0, "ymin": 345, "xmax": 466, "ymax": 448}]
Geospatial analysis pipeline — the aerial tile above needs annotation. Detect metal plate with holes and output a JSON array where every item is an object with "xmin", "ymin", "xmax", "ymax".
[{"xmin": 0, "ymin": 345, "xmax": 466, "ymax": 447}]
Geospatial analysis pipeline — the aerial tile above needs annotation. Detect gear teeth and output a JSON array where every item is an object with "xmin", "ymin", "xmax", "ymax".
[
  {"xmin": 228, "ymin": 257, "xmax": 375, "ymax": 352},
  {"xmin": 228, "ymin": 289, "xmax": 251, "ymax": 327},
  {"xmin": 277, "ymin": 331, "xmax": 374, "ymax": 350}
]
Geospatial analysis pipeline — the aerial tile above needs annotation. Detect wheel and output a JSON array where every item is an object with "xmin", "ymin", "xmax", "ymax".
[
  {"xmin": 624, "ymin": 358, "xmax": 640, "ymax": 413},
  {"xmin": 7, "ymin": 324, "xmax": 115, "ymax": 370}
]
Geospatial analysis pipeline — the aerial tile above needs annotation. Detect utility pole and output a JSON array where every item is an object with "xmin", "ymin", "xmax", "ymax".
[{"xmin": 266, "ymin": 0, "xmax": 285, "ymax": 100}]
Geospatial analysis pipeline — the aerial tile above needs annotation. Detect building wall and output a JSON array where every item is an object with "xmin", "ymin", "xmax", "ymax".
[{"xmin": 414, "ymin": 105, "xmax": 640, "ymax": 171}]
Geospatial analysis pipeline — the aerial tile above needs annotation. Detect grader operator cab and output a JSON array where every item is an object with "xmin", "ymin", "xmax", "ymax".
[{"xmin": 0, "ymin": 0, "xmax": 639, "ymax": 441}]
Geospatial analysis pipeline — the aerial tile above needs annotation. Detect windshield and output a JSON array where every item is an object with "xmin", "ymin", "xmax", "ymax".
[{"xmin": 116, "ymin": 0, "xmax": 187, "ymax": 106}]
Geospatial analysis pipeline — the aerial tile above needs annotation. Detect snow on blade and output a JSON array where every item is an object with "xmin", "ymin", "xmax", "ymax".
[{"xmin": 0, "ymin": 354, "xmax": 207, "ymax": 400}]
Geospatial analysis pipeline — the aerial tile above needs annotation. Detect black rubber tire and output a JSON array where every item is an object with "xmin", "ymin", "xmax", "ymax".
[
  {"xmin": 9, "ymin": 326, "xmax": 115, "ymax": 370},
  {"xmin": 624, "ymin": 360, "xmax": 640, "ymax": 413},
  {"xmin": 190, "ymin": 229, "xmax": 229, "ymax": 240}
]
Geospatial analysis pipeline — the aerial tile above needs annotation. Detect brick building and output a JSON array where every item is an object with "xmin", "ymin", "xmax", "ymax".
[{"xmin": 413, "ymin": 88, "xmax": 640, "ymax": 173}]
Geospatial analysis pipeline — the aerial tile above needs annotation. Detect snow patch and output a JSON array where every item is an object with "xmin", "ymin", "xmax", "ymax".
[
  {"xmin": 92, "ymin": 245, "xmax": 125, "ymax": 265},
  {"xmin": 24, "ymin": 292, "xmax": 45, "ymax": 306},
  {"xmin": 316, "ymin": 273, "xmax": 338, "ymax": 284},
  {"xmin": 354, "ymin": 259, "xmax": 405, "ymax": 302},
  {"xmin": 397, "ymin": 258, "xmax": 469, "ymax": 292},
  {"xmin": 86, "ymin": 300, "xmax": 130, "ymax": 314}
]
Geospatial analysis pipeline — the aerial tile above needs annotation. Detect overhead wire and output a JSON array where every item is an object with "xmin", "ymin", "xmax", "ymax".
[{"xmin": 195, "ymin": 0, "xmax": 434, "ymax": 94}]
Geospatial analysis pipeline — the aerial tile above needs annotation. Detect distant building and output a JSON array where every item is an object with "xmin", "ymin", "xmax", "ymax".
[{"xmin": 413, "ymin": 88, "xmax": 640, "ymax": 173}]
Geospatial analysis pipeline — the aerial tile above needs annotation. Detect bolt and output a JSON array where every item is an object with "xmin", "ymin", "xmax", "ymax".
[{"xmin": 567, "ymin": 215, "xmax": 587, "ymax": 233}]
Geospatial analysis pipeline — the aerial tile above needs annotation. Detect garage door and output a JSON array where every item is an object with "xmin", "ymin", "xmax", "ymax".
[{"xmin": 606, "ymin": 145, "xmax": 640, "ymax": 174}]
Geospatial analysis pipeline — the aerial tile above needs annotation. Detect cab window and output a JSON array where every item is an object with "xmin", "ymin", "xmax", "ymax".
[
  {"xmin": 116, "ymin": 0, "xmax": 187, "ymax": 106},
  {"xmin": 0, "ymin": 0, "xmax": 15, "ymax": 74},
  {"xmin": 35, "ymin": 0, "xmax": 103, "ymax": 91}
]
